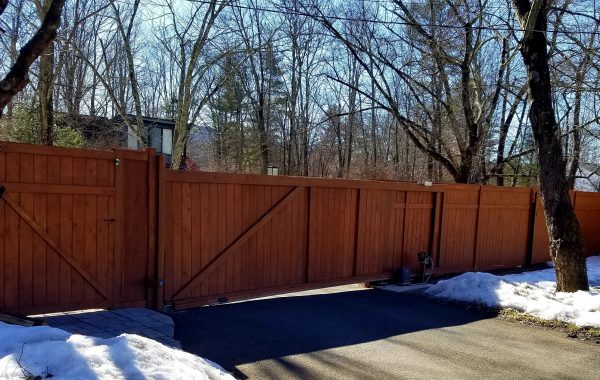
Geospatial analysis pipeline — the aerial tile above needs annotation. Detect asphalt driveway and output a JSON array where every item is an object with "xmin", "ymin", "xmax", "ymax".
[{"xmin": 173, "ymin": 286, "xmax": 600, "ymax": 379}]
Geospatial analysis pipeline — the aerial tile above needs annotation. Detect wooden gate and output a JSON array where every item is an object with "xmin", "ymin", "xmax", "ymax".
[
  {"xmin": 159, "ymin": 170, "xmax": 443, "ymax": 310},
  {"xmin": 0, "ymin": 143, "xmax": 154, "ymax": 315}
]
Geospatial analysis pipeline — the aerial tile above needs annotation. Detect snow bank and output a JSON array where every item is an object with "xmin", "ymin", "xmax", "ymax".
[
  {"xmin": 425, "ymin": 256, "xmax": 600, "ymax": 327},
  {"xmin": 0, "ymin": 323, "xmax": 234, "ymax": 380}
]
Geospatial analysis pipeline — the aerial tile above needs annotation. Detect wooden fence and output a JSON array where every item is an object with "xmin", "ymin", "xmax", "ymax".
[{"xmin": 1, "ymin": 142, "xmax": 599, "ymax": 314}]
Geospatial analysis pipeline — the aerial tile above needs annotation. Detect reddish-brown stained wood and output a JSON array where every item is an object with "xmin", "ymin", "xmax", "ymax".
[
  {"xmin": 0, "ymin": 141, "xmax": 115, "ymax": 159},
  {"xmin": 190, "ymin": 183, "xmax": 201, "ymax": 297},
  {"xmin": 233, "ymin": 185, "xmax": 243, "ymax": 291},
  {"xmin": 199, "ymin": 183, "xmax": 210, "ymax": 296},
  {"xmin": 5, "ymin": 153, "xmax": 20, "ymax": 182},
  {"xmin": 162, "ymin": 180, "xmax": 174, "ymax": 303},
  {"xmin": 83, "ymin": 194, "xmax": 97, "ymax": 302},
  {"xmin": 19, "ymin": 192, "xmax": 34, "ymax": 308},
  {"xmin": 156, "ymin": 155, "xmax": 166, "ymax": 308},
  {"xmin": 172, "ymin": 187, "xmax": 301, "ymax": 300},
  {"xmin": 32, "ymin": 193, "xmax": 47, "ymax": 307},
  {"xmin": 0, "ymin": 197, "xmax": 4, "ymax": 309},
  {"xmin": 59, "ymin": 194, "xmax": 73, "ymax": 305},
  {"xmin": 59, "ymin": 156, "xmax": 72, "ymax": 185},
  {"xmin": 1, "ymin": 192, "xmax": 108, "ymax": 300},
  {"xmin": 146, "ymin": 151, "xmax": 158, "ymax": 308},
  {"xmin": 5, "ymin": 142, "xmax": 600, "ymax": 314},
  {"xmin": 225, "ymin": 184, "xmax": 235, "ymax": 293},
  {"xmin": 112, "ymin": 150, "xmax": 125, "ymax": 307},
  {"xmin": 72, "ymin": 158, "xmax": 85, "ymax": 186},
  {"xmin": 96, "ymin": 196, "xmax": 109, "ymax": 298},
  {"xmin": 33, "ymin": 154, "xmax": 49, "ymax": 305},
  {"xmin": 0, "ymin": 152, "xmax": 6, "ymax": 182},
  {"xmin": 163, "ymin": 170, "xmax": 445, "ymax": 192},
  {"xmin": 4, "ymin": 203, "xmax": 19, "ymax": 309},
  {"xmin": 3, "ymin": 183, "xmax": 115, "ymax": 195},
  {"xmin": 207, "ymin": 184, "xmax": 219, "ymax": 295},
  {"xmin": 240, "ymin": 185, "xmax": 250, "ymax": 290},
  {"xmin": 172, "ymin": 182, "xmax": 183, "ymax": 298},
  {"xmin": 33, "ymin": 155, "xmax": 47, "ymax": 184},
  {"xmin": 216, "ymin": 184, "xmax": 227, "ymax": 294},
  {"xmin": 181, "ymin": 182, "xmax": 192, "ymax": 296}
]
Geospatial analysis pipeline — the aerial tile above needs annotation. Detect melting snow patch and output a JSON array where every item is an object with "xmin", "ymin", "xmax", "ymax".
[
  {"xmin": 0, "ymin": 322, "xmax": 234, "ymax": 380},
  {"xmin": 425, "ymin": 256, "xmax": 600, "ymax": 327}
]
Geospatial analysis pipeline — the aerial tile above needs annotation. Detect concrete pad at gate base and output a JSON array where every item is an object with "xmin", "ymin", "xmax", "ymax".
[{"xmin": 30, "ymin": 308, "xmax": 179, "ymax": 348}]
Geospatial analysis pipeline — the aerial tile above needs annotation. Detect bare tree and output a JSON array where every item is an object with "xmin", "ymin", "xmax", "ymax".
[
  {"xmin": 0, "ymin": 0, "xmax": 66, "ymax": 115},
  {"xmin": 511, "ymin": 0, "xmax": 588, "ymax": 291}
]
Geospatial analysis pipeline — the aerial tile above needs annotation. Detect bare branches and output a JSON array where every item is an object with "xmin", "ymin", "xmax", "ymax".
[{"xmin": 0, "ymin": 0, "xmax": 66, "ymax": 115}]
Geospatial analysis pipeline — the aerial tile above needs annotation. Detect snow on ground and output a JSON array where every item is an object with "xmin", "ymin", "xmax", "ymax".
[
  {"xmin": 425, "ymin": 256, "xmax": 600, "ymax": 327},
  {"xmin": 0, "ymin": 323, "xmax": 234, "ymax": 380}
]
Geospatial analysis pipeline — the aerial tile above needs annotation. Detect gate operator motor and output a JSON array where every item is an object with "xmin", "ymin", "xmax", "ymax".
[{"xmin": 417, "ymin": 251, "xmax": 433, "ymax": 283}]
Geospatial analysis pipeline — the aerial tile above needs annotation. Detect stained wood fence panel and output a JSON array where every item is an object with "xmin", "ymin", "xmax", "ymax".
[
  {"xmin": 160, "ymin": 171, "xmax": 445, "ymax": 309},
  {"xmin": 575, "ymin": 192, "xmax": 600, "ymax": 256},
  {"xmin": 474, "ymin": 187, "xmax": 532, "ymax": 270},
  {"xmin": 529, "ymin": 192, "xmax": 600, "ymax": 264},
  {"xmin": 438, "ymin": 185, "xmax": 479, "ymax": 274}
]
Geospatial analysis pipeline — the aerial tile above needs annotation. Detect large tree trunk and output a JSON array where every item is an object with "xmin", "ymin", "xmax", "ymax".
[{"xmin": 512, "ymin": 0, "xmax": 588, "ymax": 292}]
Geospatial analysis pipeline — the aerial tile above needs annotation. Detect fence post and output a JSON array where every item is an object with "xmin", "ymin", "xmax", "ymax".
[
  {"xmin": 145, "ymin": 148, "xmax": 158, "ymax": 309},
  {"xmin": 113, "ymin": 149, "xmax": 125, "ymax": 307},
  {"xmin": 352, "ymin": 188, "xmax": 361, "ymax": 276},
  {"xmin": 155, "ymin": 154, "xmax": 166, "ymax": 311},
  {"xmin": 305, "ymin": 186, "xmax": 312, "ymax": 283}
]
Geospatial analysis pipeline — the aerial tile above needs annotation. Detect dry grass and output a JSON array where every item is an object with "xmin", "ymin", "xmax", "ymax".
[{"xmin": 498, "ymin": 308, "xmax": 600, "ymax": 343}]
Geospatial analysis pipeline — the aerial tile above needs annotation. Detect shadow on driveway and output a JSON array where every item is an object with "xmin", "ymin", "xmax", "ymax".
[{"xmin": 172, "ymin": 288, "xmax": 495, "ymax": 378}]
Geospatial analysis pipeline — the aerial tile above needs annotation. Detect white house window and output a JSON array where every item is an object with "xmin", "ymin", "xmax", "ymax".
[{"xmin": 162, "ymin": 128, "xmax": 173, "ymax": 155}]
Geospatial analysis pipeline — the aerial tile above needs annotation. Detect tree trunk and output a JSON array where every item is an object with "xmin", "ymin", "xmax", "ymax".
[
  {"xmin": 38, "ymin": 42, "xmax": 54, "ymax": 145},
  {"xmin": 257, "ymin": 92, "xmax": 269, "ymax": 174},
  {"xmin": 512, "ymin": 0, "xmax": 588, "ymax": 292},
  {"xmin": 0, "ymin": 0, "xmax": 66, "ymax": 115}
]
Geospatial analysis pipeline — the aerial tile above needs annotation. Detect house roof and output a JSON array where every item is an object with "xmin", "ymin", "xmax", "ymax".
[{"xmin": 115, "ymin": 114, "xmax": 176, "ymax": 130}]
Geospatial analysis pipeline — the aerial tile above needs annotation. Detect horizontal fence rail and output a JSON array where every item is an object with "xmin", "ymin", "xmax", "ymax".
[{"xmin": 0, "ymin": 142, "xmax": 599, "ymax": 314}]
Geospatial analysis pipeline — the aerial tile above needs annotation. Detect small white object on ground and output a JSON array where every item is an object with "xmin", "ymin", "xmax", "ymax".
[
  {"xmin": 425, "ymin": 256, "xmax": 600, "ymax": 327},
  {"xmin": 0, "ymin": 322, "xmax": 234, "ymax": 380}
]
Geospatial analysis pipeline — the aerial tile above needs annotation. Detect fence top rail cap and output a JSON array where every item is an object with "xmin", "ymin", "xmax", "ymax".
[
  {"xmin": 163, "ymin": 170, "xmax": 447, "ymax": 191},
  {"xmin": 0, "ymin": 141, "xmax": 151, "ymax": 160}
]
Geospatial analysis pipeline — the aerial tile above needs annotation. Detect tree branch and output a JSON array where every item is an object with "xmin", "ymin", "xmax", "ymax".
[{"xmin": 0, "ymin": 0, "xmax": 66, "ymax": 115}]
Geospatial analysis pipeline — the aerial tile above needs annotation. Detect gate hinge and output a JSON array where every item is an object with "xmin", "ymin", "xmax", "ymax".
[
  {"xmin": 103, "ymin": 218, "xmax": 116, "ymax": 222},
  {"xmin": 0, "ymin": 185, "xmax": 5, "ymax": 197}
]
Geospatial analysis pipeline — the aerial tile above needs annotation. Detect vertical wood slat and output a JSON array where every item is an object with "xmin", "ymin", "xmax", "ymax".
[
  {"xmin": 156, "ymin": 154, "xmax": 166, "ymax": 309},
  {"xmin": 32, "ymin": 156, "xmax": 48, "ymax": 306},
  {"xmin": 113, "ymin": 150, "xmax": 125, "ymax": 308},
  {"xmin": 147, "ymin": 150, "xmax": 158, "ymax": 308}
]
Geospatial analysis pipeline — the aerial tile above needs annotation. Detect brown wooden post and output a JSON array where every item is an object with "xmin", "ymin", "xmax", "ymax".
[
  {"xmin": 305, "ymin": 186, "xmax": 312, "ymax": 283},
  {"xmin": 113, "ymin": 149, "xmax": 125, "ymax": 308},
  {"xmin": 352, "ymin": 188, "xmax": 361, "ymax": 276},
  {"xmin": 156, "ymin": 154, "xmax": 166, "ymax": 310},
  {"xmin": 472, "ymin": 186, "xmax": 483, "ymax": 270},
  {"xmin": 146, "ymin": 148, "xmax": 158, "ymax": 308}
]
